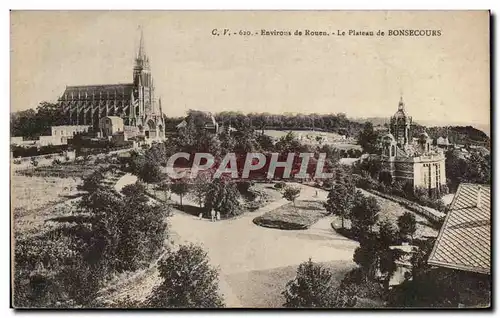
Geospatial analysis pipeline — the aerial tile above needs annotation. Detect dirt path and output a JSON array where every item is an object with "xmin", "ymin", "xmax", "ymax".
[{"xmin": 168, "ymin": 184, "xmax": 358, "ymax": 307}]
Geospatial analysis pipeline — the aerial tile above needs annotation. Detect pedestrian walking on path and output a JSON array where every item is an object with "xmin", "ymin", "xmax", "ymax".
[
  {"xmin": 216, "ymin": 211, "xmax": 221, "ymax": 221},
  {"xmin": 211, "ymin": 209, "xmax": 216, "ymax": 222}
]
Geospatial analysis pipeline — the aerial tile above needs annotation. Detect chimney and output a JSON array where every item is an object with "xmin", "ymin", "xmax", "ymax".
[{"xmin": 476, "ymin": 186, "xmax": 482, "ymax": 208}]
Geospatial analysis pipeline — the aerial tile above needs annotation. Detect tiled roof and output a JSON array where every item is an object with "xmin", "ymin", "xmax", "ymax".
[
  {"xmin": 61, "ymin": 83, "xmax": 135, "ymax": 100},
  {"xmin": 428, "ymin": 183, "xmax": 491, "ymax": 275}
]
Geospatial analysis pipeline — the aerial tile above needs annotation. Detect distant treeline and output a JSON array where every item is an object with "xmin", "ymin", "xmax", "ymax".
[
  {"xmin": 411, "ymin": 124, "xmax": 490, "ymax": 146},
  {"xmin": 165, "ymin": 111, "xmax": 363, "ymax": 137},
  {"xmin": 12, "ymin": 102, "xmax": 490, "ymax": 146}
]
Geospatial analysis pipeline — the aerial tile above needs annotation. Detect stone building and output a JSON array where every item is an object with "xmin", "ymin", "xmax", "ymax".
[
  {"xmin": 57, "ymin": 30, "xmax": 165, "ymax": 140},
  {"xmin": 99, "ymin": 116, "xmax": 124, "ymax": 137},
  {"xmin": 377, "ymin": 97, "xmax": 446, "ymax": 191}
]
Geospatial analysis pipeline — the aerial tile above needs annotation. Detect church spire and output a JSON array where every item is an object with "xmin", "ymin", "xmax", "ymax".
[{"xmin": 137, "ymin": 25, "xmax": 145, "ymax": 60}]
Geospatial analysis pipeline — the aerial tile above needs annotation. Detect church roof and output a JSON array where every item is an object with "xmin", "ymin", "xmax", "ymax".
[
  {"xmin": 428, "ymin": 183, "xmax": 491, "ymax": 275},
  {"xmin": 61, "ymin": 83, "xmax": 135, "ymax": 100}
]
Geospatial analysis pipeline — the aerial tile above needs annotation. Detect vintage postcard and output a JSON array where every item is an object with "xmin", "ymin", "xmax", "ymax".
[{"xmin": 10, "ymin": 11, "xmax": 491, "ymax": 309}]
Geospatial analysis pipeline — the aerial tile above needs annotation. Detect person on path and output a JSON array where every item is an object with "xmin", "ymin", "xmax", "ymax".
[
  {"xmin": 210, "ymin": 209, "xmax": 215, "ymax": 222},
  {"xmin": 216, "ymin": 211, "xmax": 221, "ymax": 221}
]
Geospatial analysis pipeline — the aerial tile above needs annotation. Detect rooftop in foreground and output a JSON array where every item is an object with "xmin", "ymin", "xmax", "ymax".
[{"xmin": 428, "ymin": 183, "xmax": 491, "ymax": 275}]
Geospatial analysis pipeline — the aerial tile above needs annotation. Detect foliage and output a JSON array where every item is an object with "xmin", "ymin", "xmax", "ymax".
[
  {"xmin": 274, "ymin": 181, "xmax": 286, "ymax": 189},
  {"xmin": 445, "ymin": 149, "xmax": 491, "ymax": 191},
  {"xmin": 215, "ymin": 111, "xmax": 362, "ymax": 138},
  {"xmin": 78, "ymin": 169, "xmax": 105, "ymax": 193},
  {"xmin": 357, "ymin": 122, "xmax": 380, "ymax": 154},
  {"xmin": 379, "ymin": 170, "xmax": 393, "ymax": 186},
  {"xmin": 353, "ymin": 226, "xmax": 402, "ymax": 292},
  {"xmin": 14, "ymin": 185, "xmax": 169, "ymax": 307},
  {"xmin": 146, "ymin": 244, "xmax": 224, "ymax": 308},
  {"xmin": 204, "ymin": 178, "xmax": 241, "ymax": 217},
  {"xmin": 14, "ymin": 229, "xmax": 101, "ymax": 308},
  {"xmin": 282, "ymin": 259, "xmax": 337, "ymax": 308},
  {"xmin": 355, "ymin": 173, "xmax": 447, "ymax": 212},
  {"xmin": 397, "ymin": 212, "xmax": 417, "ymax": 242},
  {"xmin": 282, "ymin": 186, "xmax": 301, "ymax": 208},
  {"xmin": 188, "ymin": 171, "xmax": 212, "ymax": 208},
  {"xmin": 350, "ymin": 195, "xmax": 380, "ymax": 237},
  {"xmin": 11, "ymin": 102, "xmax": 70, "ymax": 139},
  {"xmin": 170, "ymin": 179, "xmax": 191, "ymax": 207},
  {"xmin": 325, "ymin": 183, "xmax": 356, "ymax": 228}
]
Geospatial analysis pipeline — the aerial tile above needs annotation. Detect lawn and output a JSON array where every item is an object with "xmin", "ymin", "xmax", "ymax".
[
  {"xmin": 11, "ymin": 174, "xmax": 84, "ymax": 236},
  {"xmin": 253, "ymin": 200, "xmax": 329, "ymax": 230},
  {"xmin": 223, "ymin": 260, "xmax": 355, "ymax": 308},
  {"xmin": 15, "ymin": 161, "xmax": 110, "ymax": 179},
  {"xmin": 330, "ymin": 188, "xmax": 439, "ymax": 239}
]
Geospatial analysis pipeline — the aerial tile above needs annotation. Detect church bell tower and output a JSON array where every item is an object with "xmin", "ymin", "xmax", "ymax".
[{"xmin": 133, "ymin": 27, "xmax": 153, "ymax": 118}]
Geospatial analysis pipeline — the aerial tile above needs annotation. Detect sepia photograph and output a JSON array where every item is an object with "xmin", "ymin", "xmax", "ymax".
[{"xmin": 9, "ymin": 10, "xmax": 491, "ymax": 309}]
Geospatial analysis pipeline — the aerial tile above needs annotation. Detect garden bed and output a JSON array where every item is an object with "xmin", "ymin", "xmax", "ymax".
[{"xmin": 253, "ymin": 200, "xmax": 329, "ymax": 230}]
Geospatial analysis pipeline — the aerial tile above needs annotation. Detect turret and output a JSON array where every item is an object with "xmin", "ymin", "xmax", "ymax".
[{"xmin": 390, "ymin": 96, "xmax": 412, "ymax": 147}]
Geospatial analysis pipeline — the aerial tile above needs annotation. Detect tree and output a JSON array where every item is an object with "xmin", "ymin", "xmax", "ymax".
[
  {"xmin": 78, "ymin": 169, "xmax": 105, "ymax": 193},
  {"xmin": 204, "ymin": 178, "xmax": 241, "ymax": 217},
  {"xmin": 350, "ymin": 195, "xmax": 380, "ymax": 237},
  {"xmin": 325, "ymin": 183, "xmax": 354, "ymax": 229},
  {"xmin": 283, "ymin": 259, "xmax": 336, "ymax": 308},
  {"xmin": 255, "ymin": 133, "xmax": 274, "ymax": 151},
  {"xmin": 397, "ymin": 212, "xmax": 417, "ymax": 242},
  {"xmin": 188, "ymin": 171, "xmax": 212, "ymax": 208},
  {"xmin": 138, "ymin": 159, "xmax": 163, "ymax": 185},
  {"xmin": 282, "ymin": 186, "xmax": 301, "ymax": 211},
  {"xmin": 146, "ymin": 244, "xmax": 224, "ymax": 308},
  {"xmin": 353, "ymin": 235, "xmax": 379, "ymax": 281},
  {"xmin": 357, "ymin": 122, "xmax": 379, "ymax": 154},
  {"xmin": 170, "ymin": 179, "xmax": 191, "ymax": 208},
  {"xmin": 379, "ymin": 169, "xmax": 393, "ymax": 186},
  {"xmin": 121, "ymin": 182, "xmax": 149, "ymax": 204}
]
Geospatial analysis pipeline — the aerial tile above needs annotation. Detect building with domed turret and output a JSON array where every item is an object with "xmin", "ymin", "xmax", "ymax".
[{"xmin": 377, "ymin": 97, "xmax": 446, "ymax": 191}]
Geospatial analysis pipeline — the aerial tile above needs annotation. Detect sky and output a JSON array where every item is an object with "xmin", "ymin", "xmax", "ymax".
[{"xmin": 10, "ymin": 11, "xmax": 490, "ymax": 127}]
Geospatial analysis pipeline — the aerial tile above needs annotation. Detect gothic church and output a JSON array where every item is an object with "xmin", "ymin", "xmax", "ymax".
[{"xmin": 57, "ymin": 30, "xmax": 165, "ymax": 139}]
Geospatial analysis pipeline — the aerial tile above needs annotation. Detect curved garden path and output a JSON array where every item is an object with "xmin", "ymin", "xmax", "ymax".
[{"xmin": 168, "ymin": 183, "xmax": 359, "ymax": 307}]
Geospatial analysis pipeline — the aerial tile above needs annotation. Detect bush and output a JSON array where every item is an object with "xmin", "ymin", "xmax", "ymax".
[
  {"xmin": 30, "ymin": 157, "xmax": 39, "ymax": 167},
  {"xmin": 78, "ymin": 170, "xmax": 105, "ymax": 193},
  {"xmin": 146, "ymin": 244, "xmax": 224, "ymax": 308},
  {"xmin": 274, "ymin": 181, "xmax": 286, "ymax": 190},
  {"xmin": 236, "ymin": 180, "xmax": 254, "ymax": 195},
  {"xmin": 13, "ymin": 159, "xmax": 22, "ymax": 165},
  {"xmin": 322, "ymin": 178, "xmax": 334, "ymax": 190},
  {"xmin": 283, "ymin": 259, "xmax": 355, "ymax": 308},
  {"xmin": 52, "ymin": 158, "xmax": 62, "ymax": 166}
]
